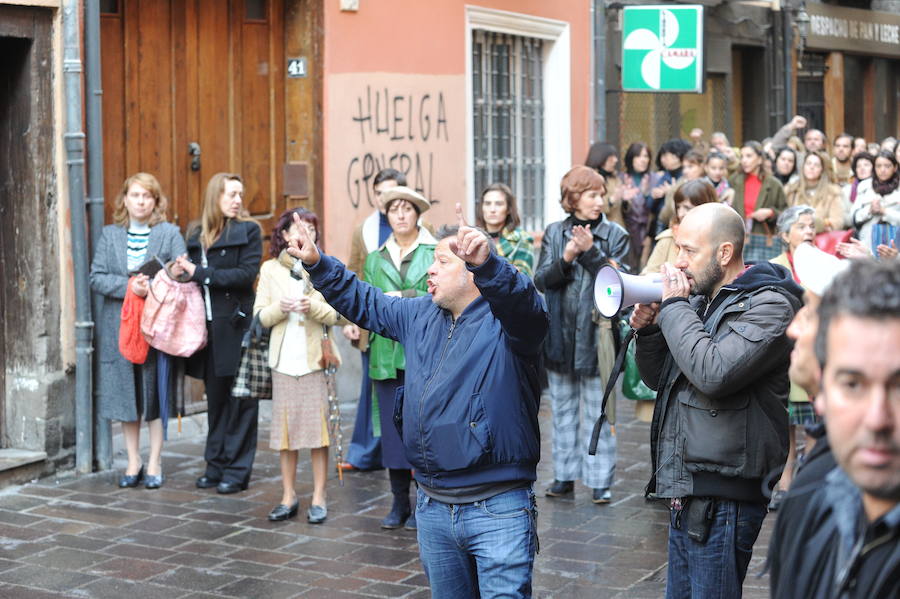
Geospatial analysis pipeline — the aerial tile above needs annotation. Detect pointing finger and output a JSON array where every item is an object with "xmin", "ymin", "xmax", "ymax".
[{"xmin": 456, "ymin": 203, "xmax": 468, "ymax": 228}]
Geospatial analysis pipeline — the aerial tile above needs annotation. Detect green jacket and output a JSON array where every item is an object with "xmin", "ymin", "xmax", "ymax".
[
  {"xmin": 364, "ymin": 237, "xmax": 435, "ymax": 380},
  {"xmin": 728, "ymin": 171, "xmax": 787, "ymax": 235},
  {"xmin": 495, "ymin": 227, "xmax": 535, "ymax": 277}
]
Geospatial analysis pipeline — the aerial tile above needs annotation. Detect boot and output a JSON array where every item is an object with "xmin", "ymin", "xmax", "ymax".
[{"xmin": 381, "ymin": 468, "xmax": 412, "ymax": 529}]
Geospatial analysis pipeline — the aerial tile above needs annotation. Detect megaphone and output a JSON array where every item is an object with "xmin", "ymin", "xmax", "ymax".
[{"xmin": 594, "ymin": 264, "xmax": 663, "ymax": 318}]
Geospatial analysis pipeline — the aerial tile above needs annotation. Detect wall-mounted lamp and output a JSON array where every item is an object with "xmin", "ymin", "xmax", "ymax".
[{"xmin": 793, "ymin": 2, "xmax": 810, "ymax": 67}]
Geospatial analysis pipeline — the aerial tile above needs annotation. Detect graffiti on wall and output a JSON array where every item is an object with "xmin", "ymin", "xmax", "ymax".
[
  {"xmin": 345, "ymin": 85, "xmax": 451, "ymax": 209},
  {"xmin": 325, "ymin": 72, "xmax": 466, "ymax": 262}
]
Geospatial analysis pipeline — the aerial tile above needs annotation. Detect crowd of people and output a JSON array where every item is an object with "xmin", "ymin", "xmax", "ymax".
[{"xmin": 88, "ymin": 116, "xmax": 900, "ymax": 598}]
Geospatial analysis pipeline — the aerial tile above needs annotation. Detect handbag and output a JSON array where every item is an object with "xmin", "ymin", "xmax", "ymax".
[
  {"xmin": 141, "ymin": 267, "xmax": 207, "ymax": 357},
  {"xmin": 619, "ymin": 321, "xmax": 655, "ymax": 401},
  {"xmin": 814, "ymin": 229, "xmax": 852, "ymax": 257},
  {"xmin": 119, "ymin": 278, "xmax": 150, "ymax": 364},
  {"xmin": 744, "ymin": 221, "xmax": 780, "ymax": 264},
  {"xmin": 231, "ymin": 314, "xmax": 272, "ymax": 400},
  {"xmin": 871, "ymin": 223, "xmax": 898, "ymax": 257}
]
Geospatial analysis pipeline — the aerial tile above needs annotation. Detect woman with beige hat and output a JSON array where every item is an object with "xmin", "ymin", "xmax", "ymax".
[{"xmin": 364, "ymin": 186, "xmax": 437, "ymax": 530}]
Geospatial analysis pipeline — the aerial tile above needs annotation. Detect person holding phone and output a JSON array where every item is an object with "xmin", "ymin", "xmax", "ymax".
[
  {"xmin": 91, "ymin": 173, "xmax": 186, "ymax": 489},
  {"xmin": 172, "ymin": 173, "xmax": 262, "ymax": 494}
]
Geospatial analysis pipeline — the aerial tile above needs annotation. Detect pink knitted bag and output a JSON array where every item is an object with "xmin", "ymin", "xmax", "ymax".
[{"xmin": 141, "ymin": 268, "xmax": 207, "ymax": 357}]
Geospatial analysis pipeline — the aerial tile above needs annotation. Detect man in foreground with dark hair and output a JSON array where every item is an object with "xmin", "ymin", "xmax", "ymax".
[
  {"xmin": 769, "ymin": 258, "xmax": 900, "ymax": 598},
  {"xmin": 630, "ymin": 202, "xmax": 803, "ymax": 598},
  {"xmin": 286, "ymin": 205, "xmax": 548, "ymax": 598}
]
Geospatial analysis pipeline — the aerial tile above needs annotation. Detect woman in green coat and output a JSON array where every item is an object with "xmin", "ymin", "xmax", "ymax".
[{"xmin": 363, "ymin": 186, "xmax": 436, "ymax": 531}]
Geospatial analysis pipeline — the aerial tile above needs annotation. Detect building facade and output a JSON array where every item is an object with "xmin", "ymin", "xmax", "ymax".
[
  {"xmin": 599, "ymin": 0, "xmax": 900, "ymax": 154},
  {"xmin": 0, "ymin": 0, "xmax": 594, "ymax": 482}
]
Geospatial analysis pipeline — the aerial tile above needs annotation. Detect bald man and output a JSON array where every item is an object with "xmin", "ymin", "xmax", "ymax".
[{"xmin": 630, "ymin": 203, "xmax": 804, "ymax": 598}]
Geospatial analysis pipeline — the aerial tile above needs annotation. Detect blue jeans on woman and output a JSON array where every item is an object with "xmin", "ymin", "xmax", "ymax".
[
  {"xmin": 415, "ymin": 487, "xmax": 538, "ymax": 598},
  {"xmin": 666, "ymin": 498, "xmax": 767, "ymax": 599}
]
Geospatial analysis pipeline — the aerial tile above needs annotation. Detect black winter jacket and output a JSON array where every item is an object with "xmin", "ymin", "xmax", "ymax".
[
  {"xmin": 769, "ymin": 464, "xmax": 900, "ymax": 599},
  {"xmin": 635, "ymin": 263, "xmax": 802, "ymax": 501},
  {"xmin": 534, "ymin": 215, "xmax": 629, "ymax": 375},
  {"xmin": 185, "ymin": 219, "xmax": 262, "ymax": 378}
]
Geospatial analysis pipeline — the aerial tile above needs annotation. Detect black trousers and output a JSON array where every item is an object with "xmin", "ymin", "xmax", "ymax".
[{"xmin": 203, "ymin": 339, "xmax": 258, "ymax": 486}]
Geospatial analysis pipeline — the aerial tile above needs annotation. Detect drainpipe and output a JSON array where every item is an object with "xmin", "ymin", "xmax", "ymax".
[
  {"xmin": 62, "ymin": 0, "xmax": 94, "ymax": 474},
  {"xmin": 84, "ymin": 0, "xmax": 110, "ymax": 470},
  {"xmin": 783, "ymin": 5, "xmax": 793, "ymax": 120},
  {"xmin": 593, "ymin": 0, "xmax": 608, "ymax": 142}
]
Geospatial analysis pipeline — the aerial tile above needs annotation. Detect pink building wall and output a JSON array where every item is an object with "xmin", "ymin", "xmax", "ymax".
[{"xmin": 322, "ymin": 0, "xmax": 592, "ymax": 262}]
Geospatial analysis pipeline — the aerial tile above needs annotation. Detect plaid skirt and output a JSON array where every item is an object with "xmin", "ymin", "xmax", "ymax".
[
  {"xmin": 270, "ymin": 370, "xmax": 330, "ymax": 450},
  {"xmin": 744, "ymin": 233, "xmax": 781, "ymax": 264},
  {"xmin": 788, "ymin": 401, "xmax": 820, "ymax": 426}
]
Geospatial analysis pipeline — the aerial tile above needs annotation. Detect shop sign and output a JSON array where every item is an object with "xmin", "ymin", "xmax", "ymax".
[
  {"xmin": 622, "ymin": 5, "xmax": 704, "ymax": 93},
  {"xmin": 807, "ymin": 4, "xmax": 900, "ymax": 58}
]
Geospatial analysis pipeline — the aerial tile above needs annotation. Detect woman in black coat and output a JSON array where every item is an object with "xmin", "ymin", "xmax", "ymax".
[{"xmin": 172, "ymin": 172, "xmax": 262, "ymax": 494}]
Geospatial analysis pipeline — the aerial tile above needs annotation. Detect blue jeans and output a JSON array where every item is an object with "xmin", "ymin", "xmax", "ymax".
[
  {"xmin": 415, "ymin": 487, "xmax": 538, "ymax": 598},
  {"xmin": 666, "ymin": 498, "xmax": 767, "ymax": 599}
]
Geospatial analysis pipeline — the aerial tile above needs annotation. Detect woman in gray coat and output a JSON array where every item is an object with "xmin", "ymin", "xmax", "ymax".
[{"xmin": 90, "ymin": 173, "xmax": 186, "ymax": 489}]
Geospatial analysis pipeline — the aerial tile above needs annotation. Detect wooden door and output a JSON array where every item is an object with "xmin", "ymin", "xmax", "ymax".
[
  {"xmin": 101, "ymin": 0, "xmax": 285, "ymax": 412},
  {"xmin": 0, "ymin": 7, "xmax": 55, "ymax": 446},
  {"xmin": 101, "ymin": 0, "xmax": 285, "ymax": 233}
]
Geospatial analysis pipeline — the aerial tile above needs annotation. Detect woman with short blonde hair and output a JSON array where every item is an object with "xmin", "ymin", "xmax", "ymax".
[{"xmin": 91, "ymin": 172, "xmax": 186, "ymax": 489}]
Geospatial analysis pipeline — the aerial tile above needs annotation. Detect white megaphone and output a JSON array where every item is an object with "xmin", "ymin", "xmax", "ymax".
[{"xmin": 594, "ymin": 264, "xmax": 663, "ymax": 318}]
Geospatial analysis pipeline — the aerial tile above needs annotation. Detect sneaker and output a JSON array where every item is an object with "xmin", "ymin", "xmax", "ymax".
[
  {"xmin": 592, "ymin": 488, "xmax": 612, "ymax": 504},
  {"xmin": 545, "ymin": 480, "xmax": 575, "ymax": 497}
]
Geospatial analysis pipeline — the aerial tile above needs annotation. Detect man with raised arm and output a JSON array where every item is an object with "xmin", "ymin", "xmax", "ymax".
[{"xmin": 286, "ymin": 205, "xmax": 548, "ymax": 598}]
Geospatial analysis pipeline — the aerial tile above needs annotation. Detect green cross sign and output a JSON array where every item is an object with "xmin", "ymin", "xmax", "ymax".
[{"xmin": 622, "ymin": 5, "xmax": 704, "ymax": 93}]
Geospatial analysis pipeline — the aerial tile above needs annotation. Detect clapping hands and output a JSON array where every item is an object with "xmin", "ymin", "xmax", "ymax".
[{"xmin": 563, "ymin": 225, "xmax": 593, "ymax": 262}]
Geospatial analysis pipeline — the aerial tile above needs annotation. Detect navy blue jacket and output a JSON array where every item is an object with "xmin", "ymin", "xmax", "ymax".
[{"xmin": 305, "ymin": 251, "xmax": 549, "ymax": 489}]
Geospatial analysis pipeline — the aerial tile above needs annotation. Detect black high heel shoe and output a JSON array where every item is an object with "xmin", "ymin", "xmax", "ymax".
[
  {"xmin": 144, "ymin": 472, "xmax": 165, "ymax": 489},
  {"xmin": 118, "ymin": 465, "xmax": 145, "ymax": 488},
  {"xmin": 268, "ymin": 499, "xmax": 300, "ymax": 522}
]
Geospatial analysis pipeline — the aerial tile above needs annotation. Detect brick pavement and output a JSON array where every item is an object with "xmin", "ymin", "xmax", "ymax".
[{"xmin": 0, "ymin": 398, "xmax": 773, "ymax": 598}]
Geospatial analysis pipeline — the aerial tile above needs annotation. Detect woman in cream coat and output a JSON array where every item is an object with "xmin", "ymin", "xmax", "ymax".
[{"xmin": 254, "ymin": 208, "xmax": 344, "ymax": 524}]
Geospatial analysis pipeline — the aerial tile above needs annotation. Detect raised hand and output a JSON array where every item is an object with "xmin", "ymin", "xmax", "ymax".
[
  {"xmin": 285, "ymin": 212, "xmax": 321, "ymax": 265},
  {"xmin": 789, "ymin": 114, "xmax": 807, "ymax": 131},
  {"xmin": 448, "ymin": 203, "xmax": 490, "ymax": 267}
]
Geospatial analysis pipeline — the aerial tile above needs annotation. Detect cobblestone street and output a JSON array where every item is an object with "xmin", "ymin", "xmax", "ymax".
[{"xmin": 0, "ymin": 398, "xmax": 772, "ymax": 598}]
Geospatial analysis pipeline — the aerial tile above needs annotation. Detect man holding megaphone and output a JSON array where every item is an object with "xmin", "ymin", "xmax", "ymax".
[{"xmin": 628, "ymin": 203, "xmax": 803, "ymax": 599}]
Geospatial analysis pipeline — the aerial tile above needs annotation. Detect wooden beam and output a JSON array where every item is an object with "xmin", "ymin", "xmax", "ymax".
[
  {"xmin": 732, "ymin": 49, "xmax": 743, "ymax": 145},
  {"xmin": 824, "ymin": 52, "xmax": 844, "ymax": 142},
  {"xmin": 863, "ymin": 59, "xmax": 875, "ymax": 143}
]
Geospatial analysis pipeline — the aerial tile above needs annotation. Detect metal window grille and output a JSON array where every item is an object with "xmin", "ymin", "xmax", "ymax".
[
  {"xmin": 472, "ymin": 30, "xmax": 545, "ymax": 232},
  {"xmin": 618, "ymin": 75, "xmax": 728, "ymax": 155}
]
